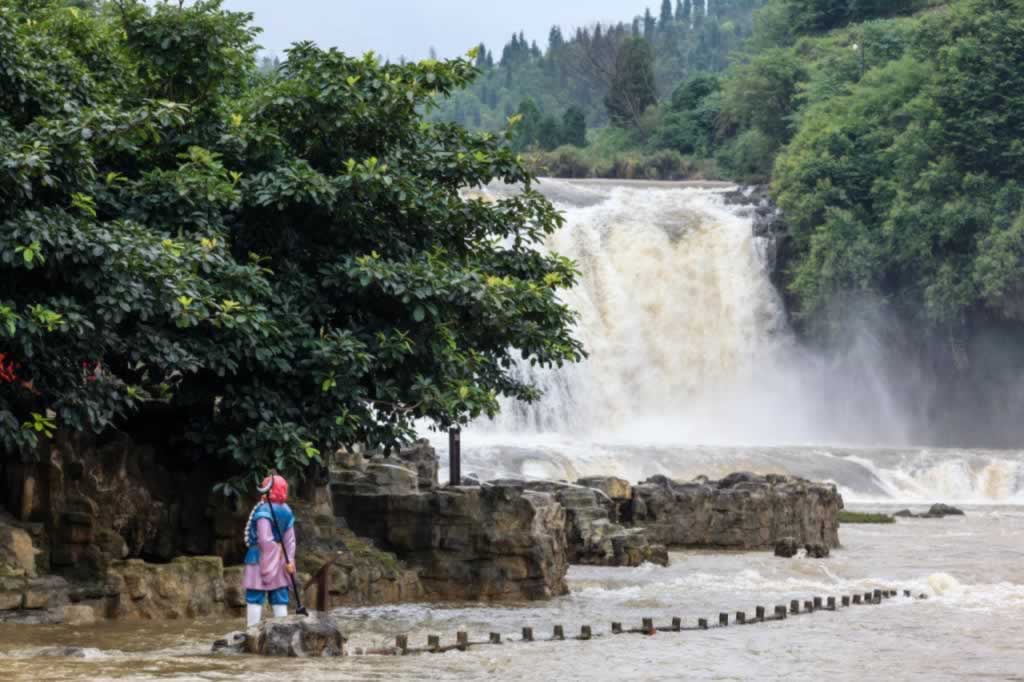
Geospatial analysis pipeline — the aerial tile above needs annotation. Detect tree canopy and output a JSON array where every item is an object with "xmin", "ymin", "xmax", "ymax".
[{"xmin": 0, "ymin": 0, "xmax": 584, "ymax": 492}]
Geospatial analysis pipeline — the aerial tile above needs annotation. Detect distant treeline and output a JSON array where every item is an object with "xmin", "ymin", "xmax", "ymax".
[{"xmin": 431, "ymin": 0, "xmax": 766, "ymax": 137}]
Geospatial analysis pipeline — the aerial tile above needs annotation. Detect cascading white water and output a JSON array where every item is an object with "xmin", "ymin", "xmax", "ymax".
[
  {"xmin": 435, "ymin": 180, "xmax": 1024, "ymax": 504},
  {"xmin": 487, "ymin": 182, "xmax": 790, "ymax": 438}
]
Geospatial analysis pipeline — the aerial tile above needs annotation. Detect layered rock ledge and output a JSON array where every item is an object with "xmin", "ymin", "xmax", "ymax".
[
  {"xmin": 335, "ymin": 484, "xmax": 569, "ymax": 601},
  {"xmin": 626, "ymin": 473, "xmax": 842, "ymax": 550}
]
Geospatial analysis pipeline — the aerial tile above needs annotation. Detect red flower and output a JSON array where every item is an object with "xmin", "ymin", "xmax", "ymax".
[{"xmin": 0, "ymin": 353, "xmax": 18, "ymax": 384}]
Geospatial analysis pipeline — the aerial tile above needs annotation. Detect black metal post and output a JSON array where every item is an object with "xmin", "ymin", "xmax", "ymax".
[{"xmin": 448, "ymin": 427, "xmax": 461, "ymax": 486}]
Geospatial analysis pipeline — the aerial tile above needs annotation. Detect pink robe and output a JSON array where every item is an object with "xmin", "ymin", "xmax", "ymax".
[{"xmin": 243, "ymin": 517, "xmax": 296, "ymax": 592}]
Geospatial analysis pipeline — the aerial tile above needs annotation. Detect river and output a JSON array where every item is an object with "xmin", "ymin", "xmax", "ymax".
[
  {"xmin": 3, "ymin": 181, "xmax": 1023, "ymax": 679},
  {"xmin": 3, "ymin": 504, "xmax": 1023, "ymax": 680}
]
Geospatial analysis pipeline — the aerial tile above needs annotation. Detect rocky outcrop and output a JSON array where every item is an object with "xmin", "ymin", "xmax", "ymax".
[
  {"xmin": 894, "ymin": 504, "xmax": 966, "ymax": 519},
  {"xmin": 0, "ymin": 429, "xmax": 430, "ymax": 622},
  {"xmin": 334, "ymin": 485, "xmax": 569, "ymax": 601},
  {"xmin": 331, "ymin": 440, "xmax": 438, "ymax": 497},
  {"xmin": 213, "ymin": 614, "xmax": 347, "ymax": 657},
  {"xmin": 477, "ymin": 478, "xmax": 668, "ymax": 568},
  {"xmin": 291, "ymin": 499, "xmax": 422, "ymax": 608},
  {"xmin": 105, "ymin": 556, "xmax": 227, "ymax": 620},
  {"xmin": 723, "ymin": 185, "xmax": 791, "ymax": 304},
  {"xmin": 629, "ymin": 473, "xmax": 842, "ymax": 550},
  {"xmin": 249, "ymin": 614, "xmax": 346, "ymax": 657},
  {"xmin": 0, "ymin": 430, "xmax": 251, "ymax": 582}
]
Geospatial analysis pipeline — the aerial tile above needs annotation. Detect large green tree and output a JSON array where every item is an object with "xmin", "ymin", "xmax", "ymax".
[
  {"xmin": 605, "ymin": 37, "xmax": 658, "ymax": 127},
  {"xmin": 0, "ymin": 0, "xmax": 584, "ymax": 492}
]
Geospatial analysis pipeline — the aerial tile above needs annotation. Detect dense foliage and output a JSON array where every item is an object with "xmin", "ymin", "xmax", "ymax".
[
  {"xmin": 0, "ymin": 0, "xmax": 584, "ymax": 491},
  {"xmin": 432, "ymin": 0, "xmax": 767, "ymax": 132},
  {"xmin": 774, "ymin": 0, "xmax": 1024, "ymax": 335}
]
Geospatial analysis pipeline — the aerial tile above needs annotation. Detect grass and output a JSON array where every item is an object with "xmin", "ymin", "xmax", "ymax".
[{"xmin": 838, "ymin": 511, "xmax": 895, "ymax": 524}]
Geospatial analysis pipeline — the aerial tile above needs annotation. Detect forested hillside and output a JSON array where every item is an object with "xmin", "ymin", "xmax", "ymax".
[{"xmin": 431, "ymin": 0, "xmax": 767, "ymax": 135}]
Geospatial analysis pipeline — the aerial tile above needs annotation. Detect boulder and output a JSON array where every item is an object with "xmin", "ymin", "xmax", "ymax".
[
  {"xmin": 804, "ymin": 543, "xmax": 830, "ymax": 559},
  {"xmin": 244, "ymin": 613, "xmax": 346, "ymax": 657},
  {"xmin": 334, "ymin": 485, "xmax": 569, "ymax": 601},
  {"xmin": 925, "ymin": 504, "xmax": 965, "ymax": 518},
  {"xmin": 892, "ymin": 505, "xmax": 966, "ymax": 519},
  {"xmin": 0, "ymin": 516, "xmax": 40, "ymax": 577},
  {"xmin": 212, "ymin": 630, "xmax": 248, "ymax": 655},
  {"xmin": 774, "ymin": 537, "xmax": 799, "ymax": 558},
  {"xmin": 629, "ymin": 473, "xmax": 842, "ymax": 550}
]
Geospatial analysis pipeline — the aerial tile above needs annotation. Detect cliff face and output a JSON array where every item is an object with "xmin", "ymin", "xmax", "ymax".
[
  {"xmin": 335, "ymin": 485, "xmax": 570, "ymax": 602},
  {"xmin": 0, "ymin": 432, "xmax": 422, "ymax": 623}
]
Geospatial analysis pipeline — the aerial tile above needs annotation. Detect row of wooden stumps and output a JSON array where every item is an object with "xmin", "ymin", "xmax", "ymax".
[{"xmin": 357, "ymin": 588, "xmax": 923, "ymax": 656}]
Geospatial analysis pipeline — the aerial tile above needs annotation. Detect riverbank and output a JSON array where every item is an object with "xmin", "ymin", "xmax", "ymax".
[{"xmin": 2, "ymin": 504, "xmax": 1019, "ymax": 681}]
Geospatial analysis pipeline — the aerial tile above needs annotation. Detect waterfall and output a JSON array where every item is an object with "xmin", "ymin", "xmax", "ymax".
[{"xmin": 433, "ymin": 180, "xmax": 1024, "ymax": 504}]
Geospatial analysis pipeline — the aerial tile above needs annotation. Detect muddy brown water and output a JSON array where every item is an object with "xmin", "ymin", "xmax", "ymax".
[{"xmin": 3, "ymin": 504, "xmax": 1022, "ymax": 681}]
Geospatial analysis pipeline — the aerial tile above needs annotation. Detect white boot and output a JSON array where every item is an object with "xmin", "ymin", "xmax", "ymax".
[
  {"xmin": 271, "ymin": 604, "xmax": 288, "ymax": 618},
  {"xmin": 246, "ymin": 603, "xmax": 263, "ymax": 628}
]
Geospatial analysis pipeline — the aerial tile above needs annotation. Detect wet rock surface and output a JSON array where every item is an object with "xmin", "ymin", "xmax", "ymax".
[
  {"xmin": 774, "ymin": 537, "xmax": 799, "ymax": 558},
  {"xmin": 894, "ymin": 504, "xmax": 966, "ymax": 519},
  {"xmin": 242, "ymin": 613, "xmax": 346, "ymax": 657},
  {"xmin": 483, "ymin": 479, "xmax": 668, "ymax": 567},
  {"xmin": 335, "ymin": 485, "xmax": 570, "ymax": 601},
  {"xmin": 629, "ymin": 473, "xmax": 842, "ymax": 550}
]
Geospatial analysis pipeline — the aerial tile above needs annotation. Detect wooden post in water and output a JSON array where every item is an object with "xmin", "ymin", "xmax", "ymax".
[
  {"xmin": 719, "ymin": 613, "xmax": 729, "ymax": 627},
  {"xmin": 827, "ymin": 597, "xmax": 836, "ymax": 610},
  {"xmin": 755, "ymin": 606, "xmax": 766, "ymax": 622},
  {"xmin": 642, "ymin": 617, "xmax": 654, "ymax": 634},
  {"xmin": 553, "ymin": 625, "xmax": 565, "ymax": 640},
  {"xmin": 671, "ymin": 617, "xmax": 682, "ymax": 632},
  {"xmin": 396, "ymin": 635, "xmax": 408, "ymax": 654},
  {"xmin": 522, "ymin": 627, "xmax": 534, "ymax": 642},
  {"xmin": 428, "ymin": 635, "xmax": 440, "ymax": 652},
  {"xmin": 813, "ymin": 597, "xmax": 823, "ymax": 610},
  {"xmin": 804, "ymin": 600, "xmax": 814, "ymax": 612},
  {"xmin": 864, "ymin": 592, "xmax": 873, "ymax": 604},
  {"xmin": 873, "ymin": 589, "xmax": 882, "ymax": 603},
  {"xmin": 775, "ymin": 605, "xmax": 787, "ymax": 620},
  {"xmin": 841, "ymin": 596, "xmax": 851, "ymax": 607},
  {"xmin": 612, "ymin": 622, "xmax": 623, "ymax": 634},
  {"xmin": 853, "ymin": 594, "xmax": 862, "ymax": 604},
  {"xmin": 698, "ymin": 618, "xmax": 709, "ymax": 630},
  {"xmin": 790, "ymin": 600, "xmax": 800, "ymax": 614},
  {"xmin": 904, "ymin": 589, "xmax": 911, "ymax": 598},
  {"xmin": 489, "ymin": 632, "xmax": 502, "ymax": 644},
  {"xmin": 736, "ymin": 611, "xmax": 746, "ymax": 625},
  {"xmin": 580, "ymin": 626, "xmax": 592, "ymax": 640},
  {"xmin": 457, "ymin": 631, "xmax": 469, "ymax": 651},
  {"xmin": 448, "ymin": 428, "xmax": 461, "ymax": 486}
]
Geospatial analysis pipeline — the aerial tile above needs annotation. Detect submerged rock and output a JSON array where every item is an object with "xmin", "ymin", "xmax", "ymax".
[
  {"xmin": 774, "ymin": 537, "xmax": 799, "ymax": 558},
  {"xmin": 893, "ymin": 505, "xmax": 965, "ymax": 519},
  {"xmin": 243, "ymin": 613, "xmax": 346, "ymax": 657},
  {"xmin": 212, "ymin": 630, "xmax": 248, "ymax": 655},
  {"xmin": 804, "ymin": 543, "xmax": 830, "ymax": 559},
  {"xmin": 925, "ymin": 504, "xmax": 965, "ymax": 518}
]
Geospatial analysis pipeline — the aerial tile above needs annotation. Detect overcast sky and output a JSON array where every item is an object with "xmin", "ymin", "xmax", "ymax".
[{"xmin": 222, "ymin": 0, "xmax": 657, "ymax": 61}]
